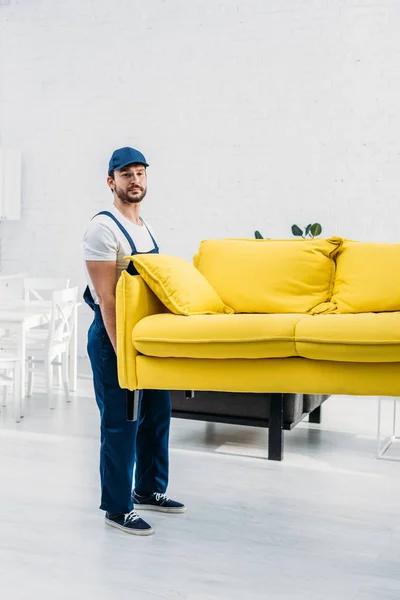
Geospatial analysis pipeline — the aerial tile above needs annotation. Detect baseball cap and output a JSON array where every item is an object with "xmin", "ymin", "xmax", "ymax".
[{"xmin": 108, "ymin": 147, "xmax": 149, "ymax": 175}]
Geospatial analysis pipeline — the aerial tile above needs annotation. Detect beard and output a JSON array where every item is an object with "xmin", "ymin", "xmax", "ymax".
[{"xmin": 115, "ymin": 184, "xmax": 147, "ymax": 204}]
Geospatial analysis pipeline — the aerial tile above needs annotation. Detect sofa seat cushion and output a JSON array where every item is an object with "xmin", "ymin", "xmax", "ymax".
[
  {"xmin": 133, "ymin": 313, "xmax": 304, "ymax": 359},
  {"xmin": 296, "ymin": 313, "xmax": 400, "ymax": 362}
]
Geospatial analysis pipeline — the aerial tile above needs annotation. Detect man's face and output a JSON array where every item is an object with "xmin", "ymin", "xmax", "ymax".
[{"xmin": 108, "ymin": 163, "xmax": 147, "ymax": 204}]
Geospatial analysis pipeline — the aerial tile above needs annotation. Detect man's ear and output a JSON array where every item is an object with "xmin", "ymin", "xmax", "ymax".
[{"xmin": 107, "ymin": 175, "xmax": 115, "ymax": 191}]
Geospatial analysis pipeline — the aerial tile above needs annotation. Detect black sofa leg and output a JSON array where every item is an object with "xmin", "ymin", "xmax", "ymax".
[
  {"xmin": 127, "ymin": 390, "xmax": 135, "ymax": 421},
  {"xmin": 126, "ymin": 390, "xmax": 139, "ymax": 422},
  {"xmin": 268, "ymin": 393, "xmax": 284, "ymax": 461},
  {"xmin": 309, "ymin": 405, "xmax": 322, "ymax": 424}
]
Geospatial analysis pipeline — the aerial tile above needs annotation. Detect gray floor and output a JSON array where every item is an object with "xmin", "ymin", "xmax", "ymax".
[{"xmin": 1, "ymin": 360, "xmax": 399, "ymax": 600}]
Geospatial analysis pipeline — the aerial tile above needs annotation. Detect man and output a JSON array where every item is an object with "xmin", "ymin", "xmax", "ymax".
[{"xmin": 83, "ymin": 146, "xmax": 185, "ymax": 536}]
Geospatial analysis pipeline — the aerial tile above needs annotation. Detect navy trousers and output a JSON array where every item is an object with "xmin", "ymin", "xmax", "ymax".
[{"xmin": 87, "ymin": 306, "xmax": 171, "ymax": 514}]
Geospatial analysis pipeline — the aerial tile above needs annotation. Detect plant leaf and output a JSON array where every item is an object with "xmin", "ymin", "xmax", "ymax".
[
  {"xmin": 291, "ymin": 224, "xmax": 303, "ymax": 237},
  {"xmin": 310, "ymin": 223, "xmax": 322, "ymax": 237},
  {"xmin": 254, "ymin": 230, "xmax": 264, "ymax": 239},
  {"xmin": 305, "ymin": 224, "xmax": 312, "ymax": 236}
]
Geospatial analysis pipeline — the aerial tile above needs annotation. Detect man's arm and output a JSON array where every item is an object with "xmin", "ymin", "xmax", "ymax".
[{"xmin": 86, "ymin": 260, "xmax": 118, "ymax": 352}]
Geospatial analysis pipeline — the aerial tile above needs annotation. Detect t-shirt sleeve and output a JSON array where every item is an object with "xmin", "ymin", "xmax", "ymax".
[{"xmin": 83, "ymin": 219, "xmax": 119, "ymax": 261}]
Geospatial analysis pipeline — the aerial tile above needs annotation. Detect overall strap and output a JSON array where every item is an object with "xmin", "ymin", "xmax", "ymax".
[
  {"xmin": 95, "ymin": 211, "xmax": 137, "ymax": 254},
  {"xmin": 140, "ymin": 218, "xmax": 159, "ymax": 251}
]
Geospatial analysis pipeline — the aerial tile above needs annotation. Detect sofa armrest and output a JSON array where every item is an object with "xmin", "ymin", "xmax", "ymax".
[{"xmin": 116, "ymin": 270, "xmax": 165, "ymax": 390}]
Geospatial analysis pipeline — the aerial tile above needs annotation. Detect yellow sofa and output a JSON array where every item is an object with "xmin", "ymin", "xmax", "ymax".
[{"xmin": 116, "ymin": 236, "xmax": 400, "ymax": 458}]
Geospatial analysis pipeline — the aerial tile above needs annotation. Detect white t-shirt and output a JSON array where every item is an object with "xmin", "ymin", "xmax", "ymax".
[{"xmin": 83, "ymin": 205, "xmax": 157, "ymax": 304}]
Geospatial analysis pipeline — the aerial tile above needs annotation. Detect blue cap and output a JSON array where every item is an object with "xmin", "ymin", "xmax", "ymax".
[{"xmin": 108, "ymin": 147, "xmax": 149, "ymax": 175}]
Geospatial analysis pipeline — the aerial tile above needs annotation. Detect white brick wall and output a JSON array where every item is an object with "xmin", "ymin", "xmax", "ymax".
[{"xmin": 0, "ymin": 0, "xmax": 400, "ymax": 355}]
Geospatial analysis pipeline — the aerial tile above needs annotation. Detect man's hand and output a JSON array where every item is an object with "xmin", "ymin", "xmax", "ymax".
[{"xmin": 86, "ymin": 261, "xmax": 118, "ymax": 352}]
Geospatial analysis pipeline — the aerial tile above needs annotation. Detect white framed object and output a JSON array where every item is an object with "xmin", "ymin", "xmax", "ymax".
[
  {"xmin": 0, "ymin": 148, "xmax": 22, "ymax": 220},
  {"xmin": 377, "ymin": 396, "xmax": 400, "ymax": 462}
]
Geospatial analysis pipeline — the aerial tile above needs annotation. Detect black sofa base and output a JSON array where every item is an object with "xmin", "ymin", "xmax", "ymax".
[{"xmin": 170, "ymin": 391, "xmax": 327, "ymax": 461}]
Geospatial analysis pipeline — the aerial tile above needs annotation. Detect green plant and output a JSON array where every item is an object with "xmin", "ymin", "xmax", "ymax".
[
  {"xmin": 291, "ymin": 223, "xmax": 322, "ymax": 238},
  {"xmin": 254, "ymin": 222, "xmax": 322, "ymax": 240}
]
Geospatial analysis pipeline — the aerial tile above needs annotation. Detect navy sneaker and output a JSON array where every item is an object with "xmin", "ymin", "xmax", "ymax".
[
  {"xmin": 132, "ymin": 491, "xmax": 186, "ymax": 514},
  {"xmin": 105, "ymin": 510, "xmax": 154, "ymax": 535}
]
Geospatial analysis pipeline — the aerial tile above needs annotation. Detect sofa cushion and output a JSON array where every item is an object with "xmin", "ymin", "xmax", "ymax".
[
  {"xmin": 133, "ymin": 313, "xmax": 304, "ymax": 359},
  {"xmin": 193, "ymin": 237, "xmax": 342, "ymax": 314},
  {"xmin": 331, "ymin": 240, "xmax": 400, "ymax": 313},
  {"xmin": 128, "ymin": 253, "xmax": 234, "ymax": 316},
  {"xmin": 296, "ymin": 313, "xmax": 400, "ymax": 362}
]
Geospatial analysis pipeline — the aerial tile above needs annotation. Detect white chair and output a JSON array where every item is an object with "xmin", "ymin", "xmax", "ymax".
[
  {"xmin": 26, "ymin": 286, "xmax": 78, "ymax": 409},
  {"xmin": 0, "ymin": 275, "xmax": 26, "ymax": 339},
  {"xmin": 24, "ymin": 277, "xmax": 71, "ymax": 386},
  {"xmin": 0, "ymin": 351, "xmax": 22, "ymax": 422},
  {"xmin": 23, "ymin": 278, "xmax": 70, "ymax": 303}
]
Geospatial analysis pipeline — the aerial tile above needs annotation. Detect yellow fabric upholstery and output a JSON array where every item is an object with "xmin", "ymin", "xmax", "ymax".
[
  {"xmin": 116, "ymin": 271, "xmax": 165, "ymax": 390},
  {"xmin": 136, "ymin": 356, "xmax": 400, "ymax": 396},
  {"xmin": 115, "ymin": 237, "xmax": 400, "ymax": 398},
  {"xmin": 133, "ymin": 313, "xmax": 304, "ymax": 359},
  {"xmin": 331, "ymin": 240, "xmax": 400, "ymax": 313},
  {"xmin": 193, "ymin": 237, "xmax": 342, "ymax": 314},
  {"xmin": 128, "ymin": 253, "xmax": 234, "ymax": 316},
  {"xmin": 296, "ymin": 313, "xmax": 400, "ymax": 362}
]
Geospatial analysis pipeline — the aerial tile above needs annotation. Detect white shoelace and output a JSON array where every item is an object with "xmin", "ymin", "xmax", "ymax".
[
  {"xmin": 155, "ymin": 493, "xmax": 169, "ymax": 503},
  {"xmin": 124, "ymin": 510, "xmax": 140, "ymax": 523}
]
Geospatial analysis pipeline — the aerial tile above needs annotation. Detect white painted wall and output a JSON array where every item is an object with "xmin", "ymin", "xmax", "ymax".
[{"xmin": 0, "ymin": 0, "xmax": 399, "ymax": 355}]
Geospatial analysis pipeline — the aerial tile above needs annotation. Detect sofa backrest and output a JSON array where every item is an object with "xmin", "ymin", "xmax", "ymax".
[
  {"xmin": 193, "ymin": 237, "xmax": 343, "ymax": 314},
  {"xmin": 331, "ymin": 240, "xmax": 400, "ymax": 313}
]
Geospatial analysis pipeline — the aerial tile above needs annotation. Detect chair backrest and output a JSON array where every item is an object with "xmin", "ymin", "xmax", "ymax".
[
  {"xmin": 24, "ymin": 278, "xmax": 70, "ymax": 302},
  {"xmin": 47, "ymin": 287, "xmax": 78, "ymax": 350}
]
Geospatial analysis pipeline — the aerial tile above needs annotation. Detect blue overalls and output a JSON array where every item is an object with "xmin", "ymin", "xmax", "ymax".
[{"xmin": 84, "ymin": 211, "xmax": 171, "ymax": 515}]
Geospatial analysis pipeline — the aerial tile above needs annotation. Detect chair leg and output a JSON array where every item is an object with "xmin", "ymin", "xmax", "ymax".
[
  {"xmin": 62, "ymin": 351, "xmax": 70, "ymax": 402},
  {"xmin": 2, "ymin": 385, "xmax": 8, "ymax": 407},
  {"xmin": 377, "ymin": 396, "xmax": 400, "ymax": 461},
  {"xmin": 14, "ymin": 361, "xmax": 23, "ymax": 422},
  {"xmin": 46, "ymin": 359, "xmax": 55, "ymax": 410},
  {"xmin": 27, "ymin": 356, "xmax": 34, "ymax": 397},
  {"xmin": 57, "ymin": 354, "xmax": 62, "ymax": 388}
]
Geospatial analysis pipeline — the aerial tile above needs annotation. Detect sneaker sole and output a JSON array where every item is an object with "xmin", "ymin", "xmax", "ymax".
[
  {"xmin": 134, "ymin": 504, "xmax": 187, "ymax": 514},
  {"xmin": 105, "ymin": 518, "xmax": 154, "ymax": 536}
]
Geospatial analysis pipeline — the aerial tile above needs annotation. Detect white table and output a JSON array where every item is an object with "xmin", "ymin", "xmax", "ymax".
[{"xmin": 0, "ymin": 301, "xmax": 79, "ymax": 419}]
